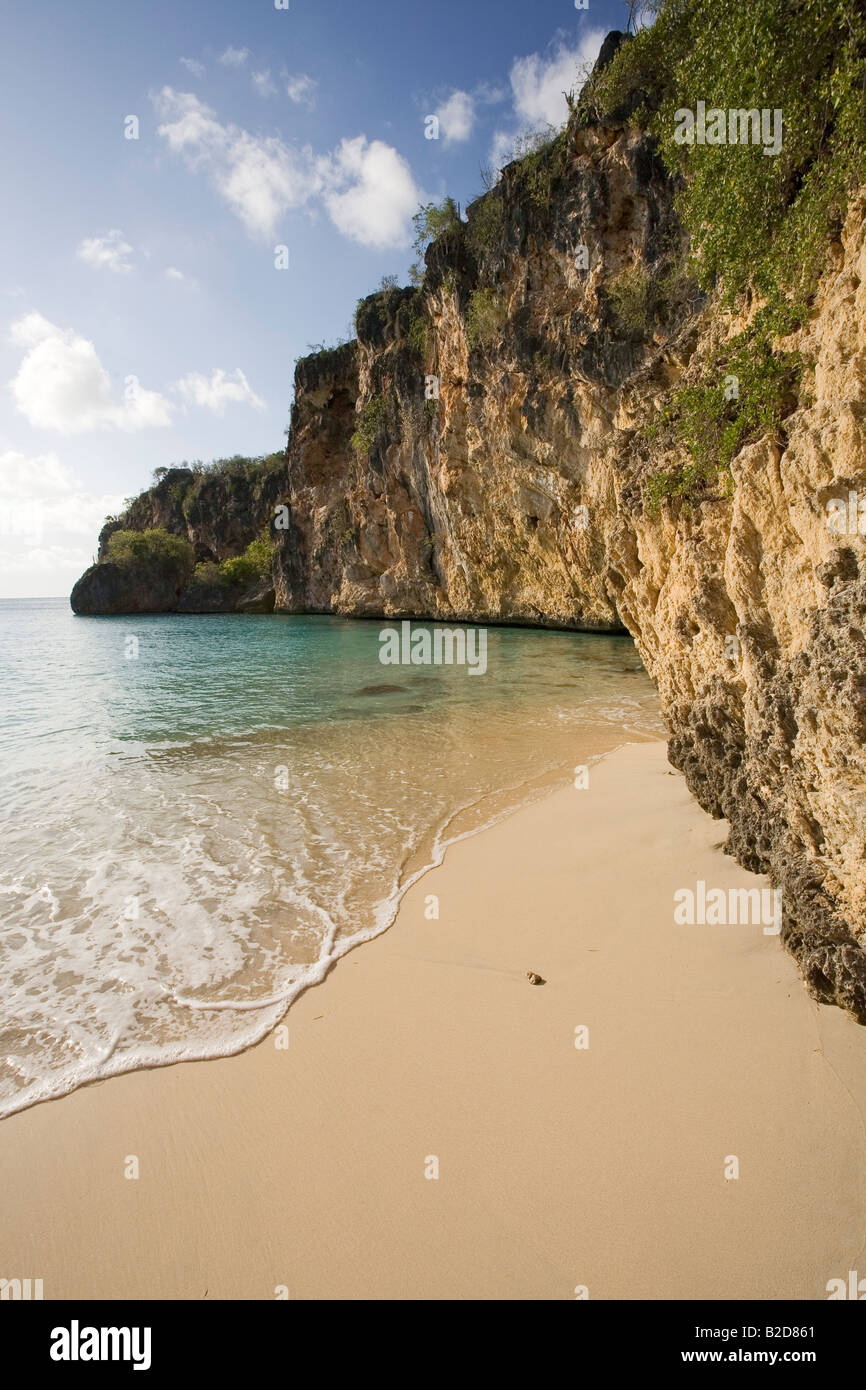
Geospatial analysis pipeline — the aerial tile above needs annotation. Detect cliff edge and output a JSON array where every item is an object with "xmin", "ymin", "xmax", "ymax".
[{"xmin": 69, "ymin": 10, "xmax": 866, "ymax": 1021}]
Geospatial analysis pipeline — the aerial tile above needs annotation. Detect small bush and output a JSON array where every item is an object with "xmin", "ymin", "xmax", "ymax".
[
  {"xmin": 607, "ymin": 263, "xmax": 665, "ymax": 335},
  {"xmin": 466, "ymin": 288, "xmax": 508, "ymax": 349},
  {"xmin": 351, "ymin": 396, "xmax": 388, "ymax": 454},
  {"xmin": 644, "ymin": 321, "xmax": 803, "ymax": 509},
  {"xmin": 467, "ymin": 194, "xmax": 506, "ymax": 255},
  {"xmin": 220, "ymin": 535, "xmax": 274, "ymax": 587},
  {"xmin": 192, "ymin": 560, "xmax": 226, "ymax": 589},
  {"xmin": 407, "ymin": 303, "xmax": 429, "ymax": 357},
  {"xmin": 106, "ymin": 528, "xmax": 195, "ymax": 576},
  {"xmin": 412, "ymin": 197, "xmax": 461, "ymax": 261},
  {"xmin": 511, "ymin": 129, "xmax": 569, "ymax": 208}
]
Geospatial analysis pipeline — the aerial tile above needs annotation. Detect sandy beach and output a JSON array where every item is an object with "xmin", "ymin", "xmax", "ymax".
[{"xmin": 1, "ymin": 739, "xmax": 865, "ymax": 1301}]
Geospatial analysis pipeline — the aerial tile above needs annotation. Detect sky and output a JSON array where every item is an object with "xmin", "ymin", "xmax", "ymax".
[{"xmin": 0, "ymin": 0, "xmax": 633, "ymax": 597}]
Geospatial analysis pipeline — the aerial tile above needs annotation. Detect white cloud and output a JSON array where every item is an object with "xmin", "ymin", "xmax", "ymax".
[
  {"xmin": 9, "ymin": 313, "xmax": 173, "ymax": 434},
  {"xmin": 285, "ymin": 73, "xmax": 318, "ymax": 108},
  {"xmin": 154, "ymin": 88, "xmax": 227, "ymax": 155},
  {"xmin": 154, "ymin": 89, "xmax": 421, "ymax": 249},
  {"xmin": 165, "ymin": 266, "xmax": 186, "ymax": 281},
  {"xmin": 510, "ymin": 32, "xmax": 605, "ymax": 128},
  {"xmin": 0, "ymin": 450, "xmax": 126, "ymax": 551},
  {"xmin": 489, "ymin": 129, "xmax": 520, "ymax": 174},
  {"xmin": 180, "ymin": 57, "xmax": 205, "ymax": 78},
  {"xmin": 434, "ymin": 90, "xmax": 475, "ymax": 145},
  {"xmin": 218, "ymin": 46, "xmax": 249, "ymax": 67},
  {"xmin": 175, "ymin": 368, "xmax": 265, "ymax": 414},
  {"xmin": 318, "ymin": 136, "xmax": 424, "ymax": 249},
  {"xmin": 154, "ymin": 88, "xmax": 320, "ymax": 240},
  {"xmin": 0, "ymin": 544, "xmax": 93, "ymax": 576},
  {"xmin": 10, "ymin": 312, "xmax": 52, "ymax": 348},
  {"xmin": 77, "ymin": 229, "xmax": 134, "ymax": 274},
  {"xmin": 487, "ymin": 32, "xmax": 605, "ymax": 175},
  {"xmin": 474, "ymin": 81, "xmax": 507, "ymax": 107},
  {"xmin": 252, "ymin": 69, "xmax": 277, "ymax": 98},
  {"xmin": 0, "ymin": 449, "xmax": 76, "ymax": 497},
  {"xmin": 219, "ymin": 131, "xmax": 316, "ymax": 239}
]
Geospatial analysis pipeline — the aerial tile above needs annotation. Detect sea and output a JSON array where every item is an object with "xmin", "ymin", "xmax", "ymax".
[{"xmin": 0, "ymin": 597, "xmax": 664, "ymax": 1117}]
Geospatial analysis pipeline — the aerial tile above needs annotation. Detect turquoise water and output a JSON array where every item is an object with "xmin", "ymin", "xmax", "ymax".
[{"xmin": 0, "ymin": 598, "xmax": 663, "ymax": 1117}]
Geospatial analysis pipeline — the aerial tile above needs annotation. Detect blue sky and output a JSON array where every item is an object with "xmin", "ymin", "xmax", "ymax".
[{"xmin": 0, "ymin": 0, "xmax": 631, "ymax": 597}]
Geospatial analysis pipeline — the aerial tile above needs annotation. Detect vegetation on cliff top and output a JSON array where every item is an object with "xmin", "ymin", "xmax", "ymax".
[
  {"xmin": 582, "ymin": 0, "xmax": 866, "ymax": 310},
  {"xmin": 507, "ymin": 128, "xmax": 570, "ymax": 210},
  {"xmin": 104, "ymin": 528, "xmax": 196, "ymax": 587},
  {"xmin": 410, "ymin": 197, "xmax": 461, "ymax": 283},
  {"xmin": 153, "ymin": 453, "xmax": 285, "ymax": 485},
  {"xmin": 580, "ymin": 0, "xmax": 864, "ymax": 508}
]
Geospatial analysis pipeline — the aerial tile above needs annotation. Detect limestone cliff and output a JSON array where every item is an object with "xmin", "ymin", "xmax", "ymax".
[
  {"xmin": 71, "ymin": 459, "xmax": 284, "ymax": 614},
  {"xmin": 69, "ymin": 37, "xmax": 866, "ymax": 1021}
]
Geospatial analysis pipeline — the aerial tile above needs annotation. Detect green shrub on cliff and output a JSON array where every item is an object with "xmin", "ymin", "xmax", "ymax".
[
  {"xmin": 191, "ymin": 535, "xmax": 274, "ymax": 590},
  {"xmin": 644, "ymin": 318, "xmax": 804, "ymax": 508},
  {"xmin": 412, "ymin": 197, "xmax": 461, "ymax": 258},
  {"xmin": 466, "ymin": 193, "xmax": 506, "ymax": 255},
  {"xmin": 192, "ymin": 560, "xmax": 225, "ymax": 589},
  {"xmin": 607, "ymin": 257, "xmax": 703, "ymax": 336},
  {"xmin": 408, "ymin": 196, "xmax": 462, "ymax": 282},
  {"xmin": 607, "ymin": 263, "xmax": 665, "ymax": 334},
  {"xmin": 511, "ymin": 128, "xmax": 569, "ymax": 209},
  {"xmin": 351, "ymin": 396, "xmax": 388, "ymax": 455},
  {"xmin": 581, "ymin": 0, "xmax": 866, "ymax": 307},
  {"xmin": 221, "ymin": 535, "xmax": 274, "ymax": 586},
  {"xmin": 105, "ymin": 529, "xmax": 196, "ymax": 588},
  {"xmin": 407, "ymin": 299, "xmax": 430, "ymax": 357},
  {"xmin": 466, "ymin": 289, "xmax": 508, "ymax": 348}
]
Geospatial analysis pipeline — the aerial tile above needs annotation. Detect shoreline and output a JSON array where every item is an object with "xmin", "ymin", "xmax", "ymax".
[
  {"xmin": 1, "ymin": 740, "xmax": 865, "ymax": 1299},
  {"xmin": 0, "ymin": 731, "xmax": 645, "ymax": 1124}
]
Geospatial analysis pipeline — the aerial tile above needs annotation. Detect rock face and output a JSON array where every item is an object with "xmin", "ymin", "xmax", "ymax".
[
  {"xmin": 270, "ymin": 123, "xmax": 866, "ymax": 1018},
  {"xmin": 71, "ymin": 462, "xmax": 285, "ymax": 614},
  {"xmin": 70, "ymin": 559, "xmax": 187, "ymax": 615},
  {"xmin": 275, "ymin": 118, "xmax": 686, "ymax": 629},
  {"xmin": 97, "ymin": 464, "xmax": 284, "ymax": 567},
  {"xmin": 69, "ymin": 57, "xmax": 866, "ymax": 1020},
  {"xmin": 175, "ymin": 578, "xmax": 276, "ymax": 614},
  {"xmin": 652, "ymin": 213, "xmax": 866, "ymax": 1021}
]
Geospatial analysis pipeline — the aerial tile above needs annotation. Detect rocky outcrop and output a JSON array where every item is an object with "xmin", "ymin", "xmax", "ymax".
[
  {"xmin": 97, "ymin": 461, "xmax": 285, "ymax": 566},
  {"xmin": 70, "ymin": 558, "xmax": 187, "ymax": 615},
  {"xmin": 69, "ymin": 44, "xmax": 866, "ymax": 1020},
  {"xmin": 70, "ymin": 460, "xmax": 286, "ymax": 614},
  {"xmin": 176, "ymin": 577, "xmax": 275, "ymax": 614}
]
